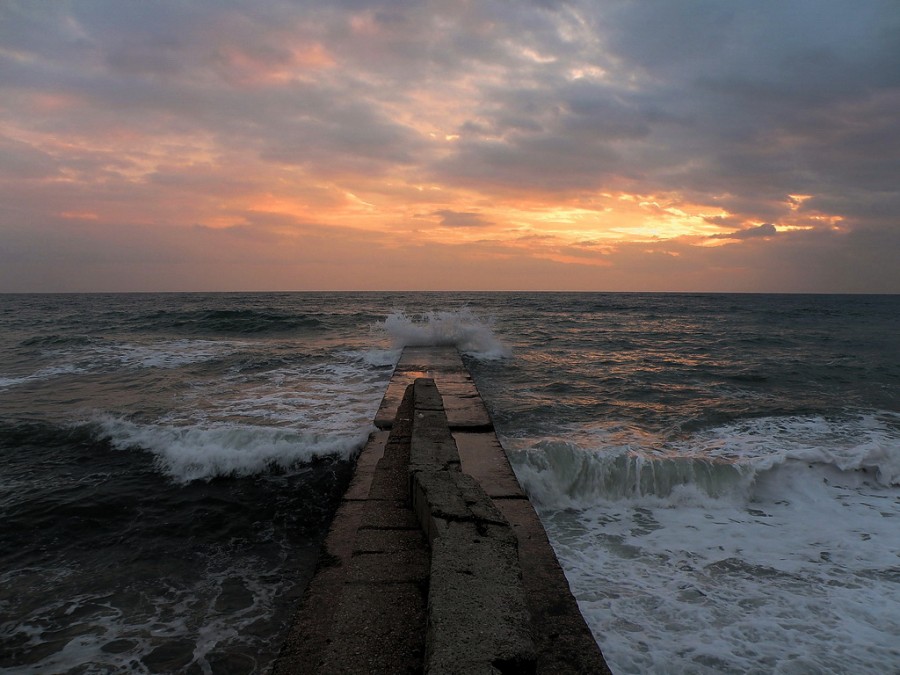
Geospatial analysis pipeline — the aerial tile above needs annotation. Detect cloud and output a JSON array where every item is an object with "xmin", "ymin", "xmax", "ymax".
[
  {"xmin": 432, "ymin": 210, "xmax": 493, "ymax": 228},
  {"xmin": 0, "ymin": 0, "xmax": 898, "ymax": 291},
  {"xmin": 711, "ymin": 223, "xmax": 778, "ymax": 240},
  {"xmin": 0, "ymin": 135, "xmax": 59, "ymax": 180}
]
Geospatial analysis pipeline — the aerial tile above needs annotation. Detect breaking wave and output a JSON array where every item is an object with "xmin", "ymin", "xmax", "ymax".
[
  {"xmin": 509, "ymin": 412, "xmax": 900, "ymax": 509},
  {"xmin": 95, "ymin": 416, "xmax": 371, "ymax": 483}
]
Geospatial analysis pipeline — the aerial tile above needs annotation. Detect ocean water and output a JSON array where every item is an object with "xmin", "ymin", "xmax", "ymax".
[{"xmin": 1, "ymin": 292, "xmax": 897, "ymax": 674}]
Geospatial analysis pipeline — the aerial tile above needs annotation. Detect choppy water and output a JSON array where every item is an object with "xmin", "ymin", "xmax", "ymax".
[{"xmin": 1, "ymin": 292, "xmax": 898, "ymax": 673}]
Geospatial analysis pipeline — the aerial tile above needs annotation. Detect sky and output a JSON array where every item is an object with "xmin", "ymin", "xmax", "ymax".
[{"xmin": 1, "ymin": 0, "xmax": 899, "ymax": 293}]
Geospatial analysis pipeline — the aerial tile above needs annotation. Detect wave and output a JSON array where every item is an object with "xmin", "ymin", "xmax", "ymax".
[
  {"xmin": 1, "ymin": 341, "xmax": 240, "ymax": 389},
  {"xmin": 138, "ymin": 309, "xmax": 323, "ymax": 335},
  {"xmin": 94, "ymin": 416, "xmax": 371, "ymax": 483},
  {"xmin": 508, "ymin": 412, "xmax": 900, "ymax": 509},
  {"xmin": 91, "ymin": 339, "xmax": 240, "ymax": 370},
  {"xmin": 378, "ymin": 309, "xmax": 511, "ymax": 359},
  {"xmin": 510, "ymin": 442, "xmax": 753, "ymax": 508},
  {"xmin": 20, "ymin": 334, "xmax": 95, "ymax": 348}
]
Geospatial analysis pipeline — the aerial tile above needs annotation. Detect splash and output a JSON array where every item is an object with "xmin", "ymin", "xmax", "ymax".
[{"xmin": 378, "ymin": 309, "xmax": 511, "ymax": 359}]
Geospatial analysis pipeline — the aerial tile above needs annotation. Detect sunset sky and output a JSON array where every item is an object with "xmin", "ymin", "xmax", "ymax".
[{"xmin": 2, "ymin": 1, "xmax": 899, "ymax": 292}]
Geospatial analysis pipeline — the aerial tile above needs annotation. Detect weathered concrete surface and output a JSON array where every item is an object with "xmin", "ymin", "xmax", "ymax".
[
  {"xmin": 275, "ymin": 347, "xmax": 611, "ymax": 675},
  {"xmin": 375, "ymin": 347, "xmax": 492, "ymax": 431},
  {"xmin": 408, "ymin": 377, "xmax": 536, "ymax": 674},
  {"xmin": 428, "ymin": 522, "xmax": 535, "ymax": 674},
  {"xmin": 455, "ymin": 429, "xmax": 612, "ymax": 674},
  {"xmin": 274, "ymin": 386, "xmax": 427, "ymax": 675},
  {"xmin": 454, "ymin": 432, "xmax": 527, "ymax": 500}
]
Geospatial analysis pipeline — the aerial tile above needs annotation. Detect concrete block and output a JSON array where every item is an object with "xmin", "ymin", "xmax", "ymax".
[
  {"xmin": 348, "ymin": 548, "xmax": 429, "ymax": 584},
  {"xmin": 354, "ymin": 528, "xmax": 427, "ymax": 555},
  {"xmin": 359, "ymin": 501, "xmax": 421, "ymax": 531},
  {"xmin": 451, "ymin": 471, "xmax": 509, "ymax": 527},
  {"xmin": 409, "ymin": 469, "xmax": 469, "ymax": 544},
  {"xmin": 314, "ymin": 500, "xmax": 367, "ymax": 570},
  {"xmin": 317, "ymin": 582, "xmax": 426, "ymax": 675},
  {"xmin": 374, "ymin": 377, "xmax": 410, "ymax": 429},
  {"xmin": 436, "ymin": 379, "xmax": 494, "ymax": 431},
  {"xmin": 374, "ymin": 373, "xmax": 418, "ymax": 429},
  {"xmin": 411, "ymin": 411, "xmax": 461, "ymax": 471},
  {"xmin": 409, "ymin": 470, "xmax": 513, "ymax": 536},
  {"xmin": 427, "ymin": 522, "xmax": 536, "ymax": 674},
  {"xmin": 367, "ymin": 464, "xmax": 410, "ymax": 501},
  {"xmin": 454, "ymin": 432, "xmax": 526, "ymax": 499},
  {"xmin": 492, "ymin": 498, "xmax": 614, "ymax": 675},
  {"xmin": 413, "ymin": 377, "xmax": 445, "ymax": 411},
  {"xmin": 397, "ymin": 347, "xmax": 467, "ymax": 372},
  {"xmin": 343, "ymin": 432, "xmax": 389, "ymax": 501}
]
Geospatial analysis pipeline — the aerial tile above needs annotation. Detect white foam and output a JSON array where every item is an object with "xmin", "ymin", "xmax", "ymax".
[
  {"xmin": 87, "ymin": 339, "xmax": 242, "ymax": 370},
  {"xmin": 6, "ymin": 556, "xmax": 279, "ymax": 674},
  {"xmin": 507, "ymin": 412, "xmax": 900, "ymax": 673},
  {"xmin": 690, "ymin": 413, "xmax": 900, "ymax": 486},
  {"xmin": 178, "ymin": 356, "xmax": 392, "ymax": 431},
  {"xmin": 96, "ymin": 416, "xmax": 370, "ymax": 483},
  {"xmin": 378, "ymin": 309, "xmax": 512, "ymax": 359},
  {"xmin": 0, "ymin": 340, "xmax": 240, "ymax": 393},
  {"xmin": 0, "ymin": 363, "xmax": 84, "ymax": 389}
]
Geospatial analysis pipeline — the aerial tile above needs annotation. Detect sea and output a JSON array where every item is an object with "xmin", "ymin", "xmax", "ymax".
[{"xmin": 0, "ymin": 292, "xmax": 897, "ymax": 674}]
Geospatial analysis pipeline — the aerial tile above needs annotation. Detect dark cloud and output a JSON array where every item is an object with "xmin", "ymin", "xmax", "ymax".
[
  {"xmin": 711, "ymin": 223, "xmax": 777, "ymax": 240},
  {"xmin": 432, "ymin": 210, "xmax": 493, "ymax": 228},
  {"xmin": 435, "ymin": 134, "xmax": 623, "ymax": 193},
  {"xmin": 258, "ymin": 98, "xmax": 423, "ymax": 174},
  {"xmin": 0, "ymin": 136, "xmax": 59, "ymax": 180}
]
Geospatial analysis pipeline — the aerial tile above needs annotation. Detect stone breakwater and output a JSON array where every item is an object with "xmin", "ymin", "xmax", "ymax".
[{"xmin": 274, "ymin": 347, "xmax": 611, "ymax": 674}]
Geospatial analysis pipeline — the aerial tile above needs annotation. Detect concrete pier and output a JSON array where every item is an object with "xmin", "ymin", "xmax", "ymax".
[{"xmin": 274, "ymin": 347, "xmax": 611, "ymax": 674}]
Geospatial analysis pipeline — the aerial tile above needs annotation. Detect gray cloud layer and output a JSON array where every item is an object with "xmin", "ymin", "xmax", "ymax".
[{"xmin": 1, "ymin": 0, "xmax": 898, "ymax": 291}]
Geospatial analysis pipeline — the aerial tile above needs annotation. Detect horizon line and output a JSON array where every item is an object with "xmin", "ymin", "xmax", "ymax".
[{"xmin": 1, "ymin": 289, "xmax": 897, "ymax": 296}]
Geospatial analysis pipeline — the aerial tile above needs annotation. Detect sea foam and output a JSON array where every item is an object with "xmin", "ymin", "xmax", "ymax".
[
  {"xmin": 0, "ymin": 363, "xmax": 84, "ymax": 390},
  {"xmin": 507, "ymin": 412, "xmax": 900, "ymax": 674}
]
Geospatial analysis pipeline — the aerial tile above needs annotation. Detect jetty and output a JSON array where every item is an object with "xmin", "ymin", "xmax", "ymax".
[{"xmin": 274, "ymin": 347, "xmax": 611, "ymax": 674}]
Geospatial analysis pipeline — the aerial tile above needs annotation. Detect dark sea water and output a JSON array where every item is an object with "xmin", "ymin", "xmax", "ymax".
[{"xmin": 1, "ymin": 292, "xmax": 898, "ymax": 674}]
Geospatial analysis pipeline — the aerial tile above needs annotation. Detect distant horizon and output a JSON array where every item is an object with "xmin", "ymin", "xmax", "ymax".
[
  {"xmin": 2, "ymin": 2, "xmax": 899, "ymax": 294},
  {"xmin": 3, "ymin": 288, "xmax": 898, "ymax": 296}
]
